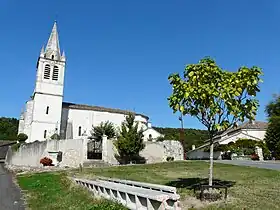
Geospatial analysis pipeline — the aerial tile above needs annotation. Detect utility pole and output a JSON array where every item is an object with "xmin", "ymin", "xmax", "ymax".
[{"xmin": 179, "ymin": 113, "xmax": 186, "ymax": 160}]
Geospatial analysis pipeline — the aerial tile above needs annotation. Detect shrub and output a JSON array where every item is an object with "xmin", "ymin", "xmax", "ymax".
[
  {"xmin": 251, "ymin": 153, "xmax": 259, "ymax": 161},
  {"xmin": 50, "ymin": 133, "xmax": 60, "ymax": 140},
  {"xmin": 40, "ymin": 157, "xmax": 53, "ymax": 166},
  {"xmin": 90, "ymin": 121, "xmax": 116, "ymax": 141},
  {"xmin": 17, "ymin": 133, "xmax": 28, "ymax": 142},
  {"xmin": 156, "ymin": 136, "xmax": 165, "ymax": 142}
]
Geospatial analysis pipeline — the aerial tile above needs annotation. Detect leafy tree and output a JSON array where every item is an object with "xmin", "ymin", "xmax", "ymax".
[
  {"xmin": 90, "ymin": 121, "xmax": 116, "ymax": 141},
  {"xmin": 168, "ymin": 57, "xmax": 262, "ymax": 185},
  {"xmin": 114, "ymin": 113, "xmax": 145, "ymax": 163},
  {"xmin": 0, "ymin": 117, "xmax": 19, "ymax": 140},
  {"xmin": 264, "ymin": 95, "xmax": 280, "ymax": 159},
  {"xmin": 17, "ymin": 133, "xmax": 28, "ymax": 142}
]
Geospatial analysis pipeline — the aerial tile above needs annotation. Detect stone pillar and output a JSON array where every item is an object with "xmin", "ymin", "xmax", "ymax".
[
  {"xmin": 102, "ymin": 135, "xmax": 108, "ymax": 162},
  {"xmin": 82, "ymin": 136, "xmax": 89, "ymax": 162},
  {"xmin": 255, "ymin": 146, "xmax": 264, "ymax": 161}
]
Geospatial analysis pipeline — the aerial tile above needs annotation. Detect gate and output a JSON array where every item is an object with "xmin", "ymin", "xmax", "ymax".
[{"xmin": 87, "ymin": 140, "xmax": 102, "ymax": 159}]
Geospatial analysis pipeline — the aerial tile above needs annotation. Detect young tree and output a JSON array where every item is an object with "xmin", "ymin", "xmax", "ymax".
[
  {"xmin": 91, "ymin": 121, "xmax": 116, "ymax": 141},
  {"xmin": 264, "ymin": 95, "xmax": 280, "ymax": 159},
  {"xmin": 17, "ymin": 133, "xmax": 28, "ymax": 142},
  {"xmin": 114, "ymin": 113, "xmax": 145, "ymax": 163},
  {"xmin": 168, "ymin": 57, "xmax": 262, "ymax": 186}
]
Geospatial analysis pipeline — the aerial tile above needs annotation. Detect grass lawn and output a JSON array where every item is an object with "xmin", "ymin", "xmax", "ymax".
[
  {"xmin": 72, "ymin": 161, "xmax": 280, "ymax": 209},
  {"xmin": 17, "ymin": 172, "xmax": 127, "ymax": 210},
  {"xmin": 17, "ymin": 161, "xmax": 280, "ymax": 209}
]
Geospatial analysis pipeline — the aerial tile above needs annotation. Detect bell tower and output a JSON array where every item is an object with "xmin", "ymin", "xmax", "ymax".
[{"xmin": 29, "ymin": 22, "xmax": 66, "ymax": 142}]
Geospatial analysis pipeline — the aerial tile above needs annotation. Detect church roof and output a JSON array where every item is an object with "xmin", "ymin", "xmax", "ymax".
[
  {"xmin": 62, "ymin": 102, "xmax": 149, "ymax": 120},
  {"xmin": 45, "ymin": 22, "xmax": 61, "ymax": 58}
]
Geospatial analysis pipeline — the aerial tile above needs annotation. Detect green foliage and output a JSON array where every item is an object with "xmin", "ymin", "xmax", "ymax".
[
  {"xmin": 264, "ymin": 95, "xmax": 280, "ymax": 159},
  {"xmin": 153, "ymin": 127, "xmax": 208, "ymax": 150},
  {"xmin": 17, "ymin": 133, "xmax": 28, "ymax": 142},
  {"xmin": 50, "ymin": 133, "xmax": 60, "ymax": 140},
  {"xmin": 168, "ymin": 57, "xmax": 262, "ymax": 138},
  {"xmin": 0, "ymin": 117, "xmax": 19, "ymax": 140},
  {"xmin": 114, "ymin": 113, "xmax": 145, "ymax": 163},
  {"xmin": 91, "ymin": 121, "xmax": 116, "ymax": 141}
]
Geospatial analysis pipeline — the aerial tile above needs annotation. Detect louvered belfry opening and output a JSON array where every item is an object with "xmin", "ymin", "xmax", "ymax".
[
  {"xmin": 44, "ymin": 64, "xmax": 51, "ymax": 79},
  {"xmin": 52, "ymin": 66, "xmax": 59, "ymax": 80}
]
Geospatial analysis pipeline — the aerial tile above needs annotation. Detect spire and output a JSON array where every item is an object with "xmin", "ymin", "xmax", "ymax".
[
  {"xmin": 45, "ymin": 21, "xmax": 61, "ymax": 59},
  {"xmin": 40, "ymin": 45, "xmax": 45, "ymax": 56}
]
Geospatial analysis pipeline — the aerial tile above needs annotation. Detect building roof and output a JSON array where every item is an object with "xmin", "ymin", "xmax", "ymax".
[
  {"xmin": 62, "ymin": 102, "xmax": 149, "ymax": 120},
  {"xmin": 225, "ymin": 120, "xmax": 268, "ymax": 136}
]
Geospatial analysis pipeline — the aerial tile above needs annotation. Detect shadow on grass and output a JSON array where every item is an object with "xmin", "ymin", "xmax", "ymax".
[{"xmin": 166, "ymin": 178, "xmax": 236, "ymax": 189}]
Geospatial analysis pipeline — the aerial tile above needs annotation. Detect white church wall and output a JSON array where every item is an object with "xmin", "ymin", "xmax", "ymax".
[
  {"xmin": 63, "ymin": 108, "xmax": 148, "ymax": 139},
  {"xmin": 29, "ymin": 122, "xmax": 58, "ymax": 143},
  {"xmin": 32, "ymin": 94, "xmax": 63, "ymax": 124},
  {"xmin": 143, "ymin": 128, "xmax": 163, "ymax": 142}
]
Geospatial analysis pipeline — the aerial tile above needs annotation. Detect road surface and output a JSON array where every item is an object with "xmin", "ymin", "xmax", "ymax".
[
  {"xmin": 215, "ymin": 160, "xmax": 280, "ymax": 171},
  {"xmin": 0, "ymin": 163, "xmax": 25, "ymax": 209}
]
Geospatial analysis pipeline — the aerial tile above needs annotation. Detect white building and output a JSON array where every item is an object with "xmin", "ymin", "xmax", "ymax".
[
  {"xmin": 187, "ymin": 120, "xmax": 268, "ymax": 160},
  {"xmin": 18, "ymin": 22, "xmax": 162, "ymax": 143}
]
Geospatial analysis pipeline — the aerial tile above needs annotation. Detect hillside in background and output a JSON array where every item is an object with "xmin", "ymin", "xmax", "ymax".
[
  {"xmin": 153, "ymin": 127, "xmax": 208, "ymax": 151},
  {"xmin": 0, "ymin": 117, "xmax": 19, "ymax": 140},
  {"xmin": 0, "ymin": 117, "xmax": 208, "ymax": 150}
]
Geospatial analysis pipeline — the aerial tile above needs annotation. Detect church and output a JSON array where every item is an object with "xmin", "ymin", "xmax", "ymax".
[{"xmin": 18, "ymin": 22, "xmax": 163, "ymax": 143}]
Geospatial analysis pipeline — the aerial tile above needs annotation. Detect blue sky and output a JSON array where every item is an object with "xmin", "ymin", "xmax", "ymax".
[{"xmin": 0, "ymin": 1, "xmax": 279, "ymax": 129}]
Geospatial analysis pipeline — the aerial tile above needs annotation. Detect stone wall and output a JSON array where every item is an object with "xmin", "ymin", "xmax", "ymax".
[
  {"xmin": 5, "ymin": 138, "xmax": 86, "ymax": 168},
  {"xmin": 186, "ymin": 150, "xmax": 222, "ymax": 160},
  {"xmin": 104, "ymin": 138, "xmax": 184, "ymax": 164}
]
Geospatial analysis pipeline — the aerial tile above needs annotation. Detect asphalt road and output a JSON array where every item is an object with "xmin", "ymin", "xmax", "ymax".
[
  {"xmin": 215, "ymin": 160, "xmax": 280, "ymax": 171},
  {"xmin": 0, "ymin": 163, "xmax": 25, "ymax": 210}
]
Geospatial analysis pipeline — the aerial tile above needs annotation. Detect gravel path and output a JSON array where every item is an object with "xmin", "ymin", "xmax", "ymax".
[{"xmin": 0, "ymin": 163, "xmax": 25, "ymax": 210}]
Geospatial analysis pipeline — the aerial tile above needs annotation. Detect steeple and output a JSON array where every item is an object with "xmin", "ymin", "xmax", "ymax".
[{"xmin": 44, "ymin": 21, "xmax": 61, "ymax": 60}]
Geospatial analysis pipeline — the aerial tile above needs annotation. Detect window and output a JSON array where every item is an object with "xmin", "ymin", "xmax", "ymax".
[
  {"xmin": 51, "ymin": 55, "xmax": 54, "ymax": 59},
  {"xmin": 148, "ymin": 134, "xmax": 152, "ymax": 141},
  {"xmin": 52, "ymin": 66, "xmax": 59, "ymax": 81},
  {"xmin": 46, "ymin": 106, "xmax": 49, "ymax": 114},
  {"xmin": 44, "ymin": 130, "xmax": 47, "ymax": 138},
  {"xmin": 78, "ymin": 126, "xmax": 82, "ymax": 136},
  {"xmin": 44, "ymin": 64, "xmax": 51, "ymax": 79}
]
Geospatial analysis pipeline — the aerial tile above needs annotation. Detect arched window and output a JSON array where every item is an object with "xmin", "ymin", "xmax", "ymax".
[
  {"xmin": 44, "ymin": 130, "xmax": 47, "ymax": 138},
  {"xmin": 148, "ymin": 134, "xmax": 152, "ymax": 141},
  {"xmin": 46, "ymin": 106, "xmax": 49, "ymax": 114},
  {"xmin": 44, "ymin": 64, "xmax": 51, "ymax": 79},
  {"xmin": 78, "ymin": 126, "xmax": 82, "ymax": 136},
  {"xmin": 52, "ymin": 66, "xmax": 59, "ymax": 81},
  {"xmin": 51, "ymin": 55, "xmax": 54, "ymax": 60}
]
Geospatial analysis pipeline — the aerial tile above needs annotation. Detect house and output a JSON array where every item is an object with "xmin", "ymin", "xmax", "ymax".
[
  {"xmin": 187, "ymin": 120, "xmax": 268, "ymax": 160},
  {"xmin": 18, "ymin": 22, "xmax": 163, "ymax": 143}
]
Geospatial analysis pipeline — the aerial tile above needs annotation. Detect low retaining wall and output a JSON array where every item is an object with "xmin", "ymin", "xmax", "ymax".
[
  {"xmin": 104, "ymin": 138, "xmax": 184, "ymax": 164},
  {"xmin": 187, "ymin": 150, "xmax": 222, "ymax": 160},
  {"xmin": 5, "ymin": 138, "xmax": 86, "ymax": 167}
]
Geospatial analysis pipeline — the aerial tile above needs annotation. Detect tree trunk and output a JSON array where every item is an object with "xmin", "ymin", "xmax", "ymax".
[{"xmin": 209, "ymin": 141, "xmax": 214, "ymax": 186}]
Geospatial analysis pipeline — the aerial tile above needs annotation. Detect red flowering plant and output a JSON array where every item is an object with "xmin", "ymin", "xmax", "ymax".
[
  {"xmin": 40, "ymin": 157, "xmax": 53, "ymax": 166},
  {"xmin": 251, "ymin": 153, "xmax": 259, "ymax": 161}
]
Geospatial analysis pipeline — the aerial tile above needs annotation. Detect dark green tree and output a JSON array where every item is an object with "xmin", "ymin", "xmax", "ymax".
[
  {"xmin": 50, "ymin": 133, "xmax": 60, "ymax": 140},
  {"xmin": 91, "ymin": 121, "xmax": 116, "ymax": 141},
  {"xmin": 168, "ymin": 57, "xmax": 262, "ymax": 185},
  {"xmin": 17, "ymin": 133, "xmax": 28, "ymax": 142},
  {"xmin": 0, "ymin": 117, "xmax": 19, "ymax": 140},
  {"xmin": 114, "ymin": 113, "xmax": 145, "ymax": 163},
  {"xmin": 264, "ymin": 95, "xmax": 280, "ymax": 159}
]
